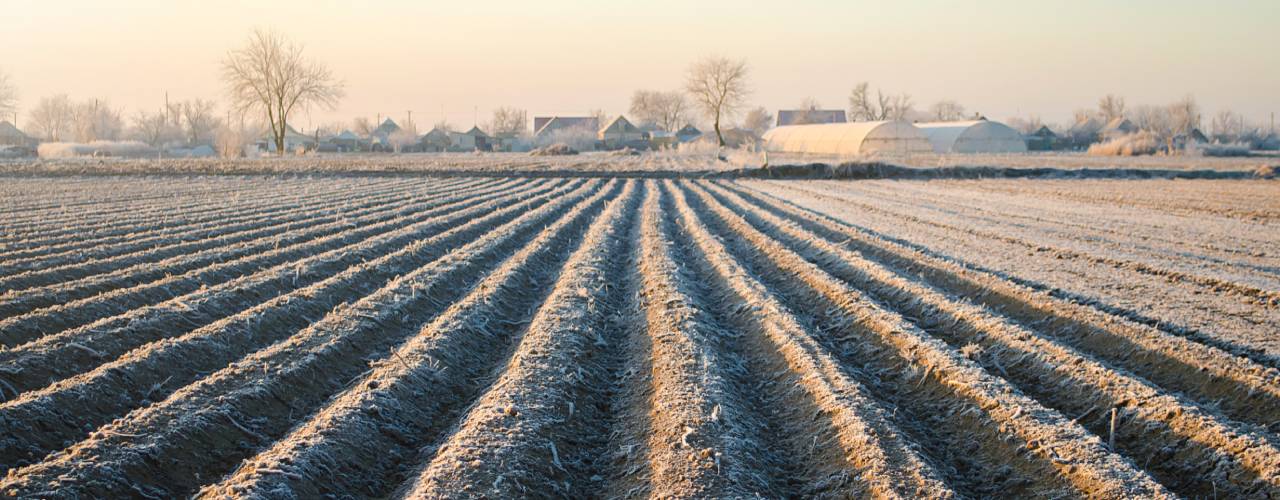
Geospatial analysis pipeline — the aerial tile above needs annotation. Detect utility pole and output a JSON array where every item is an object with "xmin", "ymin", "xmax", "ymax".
[{"xmin": 407, "ymin": 110, "xmax": 412, "ymax": 130}]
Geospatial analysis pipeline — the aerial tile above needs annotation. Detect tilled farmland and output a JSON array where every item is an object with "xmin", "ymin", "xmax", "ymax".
[{"xmin": 1, "ymin": 175, "xmax": 1278, "ymax": 499}]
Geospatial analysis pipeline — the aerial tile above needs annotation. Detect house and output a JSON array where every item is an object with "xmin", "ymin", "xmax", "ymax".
[
  {"xmin": 598, "ymin": 115, "xmax": 646, "ymax": 149},
  {"xmin": 534, "ymin": 117, "xmax": 600, "ymax": 140},
  {"xmin": 1024, "ymin": 125, "xmax": 1059, "ymax": 151},
  {"xmin": 328, "ymin": 130, "xmax": 360, "ymax": 152},
  {"xmin": 648, "ymin": 130, "xmax": 678, "ymax": 149},
  {"xmin": 1067, "ymin": 117, "xmax": 1104, "ymax": 148},
  {"xmin": 776, "ymin": 109, "xmax": 847, "ymax": 126},
  {"xmin": 1100, "ymin": 117, "xmax": 1138, "ymax": 139},
  {"xmin": 675, "ymin": 124, "xmax": 702, "ymax": 143},
  {"xmin": 449, "ymin": 126, "xmax": 490, "ymax": 151},
  {"xmin": 419, "ymin": 127, "xmax": 452, "ymax": 152},
  {"xmin": 0, "ymin": 121, "xmax": 37, "ymax": 149},
  {"xmin": 257, "ymin": 124, "xmax": 317, "ymax": 153}
]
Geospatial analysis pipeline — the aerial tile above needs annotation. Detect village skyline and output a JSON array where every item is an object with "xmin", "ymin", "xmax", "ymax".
[{"xmin": 2, "ymin": 0, "xmax": 1278, "ymax": 129}]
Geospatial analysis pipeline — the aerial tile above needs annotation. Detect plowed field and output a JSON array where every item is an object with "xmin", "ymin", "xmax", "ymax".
[{"xmin": 1, "ymin": 175, "xmax": 1277, "ymax": 499}]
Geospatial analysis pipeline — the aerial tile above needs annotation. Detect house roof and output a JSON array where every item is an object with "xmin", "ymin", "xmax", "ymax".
[
  {"xmin": 777, "ymin": 109, "xmax": 847, "ymax": 126},
  {"xmin": 1101, "ymin": 117, "xmax": 1137, "ymax": 134},
  {"xmin": 676, "ymin": 124, "xmax": 702, "ymax": 137},
  {"xmin": 453, "ymin": 126, "xmax": 488, "ymax": 138},
  {"xmin": 373, "ymin": 118, "xmax": 401, "ymax": 137},
  {"xmin": 333, "ymin": 130, "xmax": 360, "ymax": 141},
  {"xmin": 599, "ymin": 115, "xmax": 640, "ymax": 135},
  {"xmin": 535, "ymin": 116, "xmax": 599, "ymax": 137},
  {"xmin": 0, "ymin": 121, "xmax": 29, "ymax": 140}
]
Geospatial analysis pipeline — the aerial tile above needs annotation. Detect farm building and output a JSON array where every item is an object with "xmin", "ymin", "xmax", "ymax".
[
  {"xmin": 763, "ymin": 121, "xmax": 933, "ymax": 155},
  {"xmin": 419, "ymin": 127, "xmax": 451, "ymax": 152},
  {"xmin": 777, "ymin": 109, "xmax": 847, "ymax": 126},
  {"xmin": 915, "ymin": 120, "xmax": 1028, "ymax": 154},
  {"xmin": 598, "ymin": 116, "xmax": 645, "ymax": 149},
  {"xmin": 449, "ymin": 126, "xmax": 490, "ymax": 151},
  {"xmin": 1025, "ymin": 125, "xmax": 1059, "ymax": 151},
  {"xmin": 0, "ymin": 121, "xmax": 36, "ymax": 147}
]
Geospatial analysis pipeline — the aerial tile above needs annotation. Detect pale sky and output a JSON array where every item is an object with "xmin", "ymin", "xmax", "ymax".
[{"xmin": 3, "ymin": 0, "xmax": 1278, "ymax": 130}]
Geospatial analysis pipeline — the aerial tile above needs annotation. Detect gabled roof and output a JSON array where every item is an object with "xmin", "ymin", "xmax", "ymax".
[
  {"xmin": 675, "ymin": 124, "xmax": 702, "ymax": 137},
  {"xmin": 333, "ymin": 130, "xmax": 360, "ymax": 141},
  {"xmin": 599, "ymin": 115, "xmax": 640, "ymax": 135},
  {"xmin": 777, "ymin": 109, "xmax": 847, "ymax": 126},
  {"xmin": 1101, "ymin": 117, "xmax": 1137, "ymax": 135},
  {"xmin": 373, "ymin": 118, "xmax": 401, "ymax": 137},
  {"xmin": 420, "ymin": 127, "xmax": 451, "ymax": 140},
  {"xmin": 0, "ymin": 121, "xmax": 29, "ymax": 139},
  {"xmin": 454, "ymin": 126, "xmax": 488, "ymax": 138},
  {"xmin": 1069, "ymin": 117, "xmax": 1104, "ymax": 136},
  {"xmin": 1028, "ymin": 125, "xmax": 1057, "ymax": 138},
  {"xmin": 534, "ymin": 116, "xmax": 599, "ymax": 137}
]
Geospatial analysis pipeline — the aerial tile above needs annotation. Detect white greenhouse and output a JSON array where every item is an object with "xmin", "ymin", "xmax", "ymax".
[
  {"xmin": 762, "ymin": 121, "xmax": 934, "ymax": 156},
  {"xmin": 915, "ymin": 120, "xmax": 1028, "ymax": 154}
]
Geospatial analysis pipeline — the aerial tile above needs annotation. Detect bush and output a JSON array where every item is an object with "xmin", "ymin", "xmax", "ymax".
[
  {"xmin": 1087, "ymin": 132, "xmax": 1160, "ymax": 156},
  {"xmin": 529, "ymin": 143, "xmax": 578, "ymax": 156},
  {"xmin": 38, "ymin": 141, "xmax": 157, "ymax": 159}
]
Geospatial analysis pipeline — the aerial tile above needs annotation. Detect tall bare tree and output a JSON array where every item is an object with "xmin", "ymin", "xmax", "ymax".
[
  {"xmin": 1211, "ymin": 110, "xmax": 1242, "ymax": 141},
  {"xmin": 488, "ymin": 106, "xmax": 528, "ymax": 137},
  {"xmin": 27, "ymin": 94, "xmax": 74, "ymax": 141},
  {"xmin": 742, "ymin": 106, "xmax": 773, "ymax": 136},
  {"xmin": 848, "ymin": 82, "xmax": 912, "ymax": 121},
  {"xmin": 629, "ymin": 90, "xmax": 688, "ymax": 132},
  {"xmin": 1098, "ymin": 94, "xmax": 1126, "ymax": 121},
  {"xmin": 685, "ymin": 56, "xmax": 749, "ymax": 146},
  {"xmin": 0, "ymin": 69, "xmax": 16, "ymax": 120},
  {"xmin": 70, "ymin": 98, "xmax": 124, "ymax": 142},
  {"xmin": 929, "ymin": 100, "xmax": 966, "ymax": 121},
  {"xmin": 222, "ymin": 29, "xmax": 344, "ymax": 155}
]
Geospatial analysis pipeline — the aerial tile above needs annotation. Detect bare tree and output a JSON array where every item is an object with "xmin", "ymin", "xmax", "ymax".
[
  {"xmin": 1131, "ymin": 105, "xmax": 1171, "ymax": 136},
  {"xmin": 70, "ymin": 99, "xmax": 124, "ymax": 142},
  {"xmin": 1211, "ymin": 110, "xmax": 1242, "ymax": 141},
  {"xmin": 130, "ymin": 110, "xmax": 172, "ymax": 147},
  {"xmin": 742, "ymin": 106, "xmax": 773, "ymax": 136},
  {"xmin": 1073, "ymin": 108, "xmax": 1097, "ymax": 124},
  {"xmin": 352, "ymin": 117, "xmax": 374, "ymax": 136},
  {"xmin": 1167, "ymin": 95, "xmax": 1200, "ymax": 138},
  {"xmin": 792, "ymin": 97, "xmax": 822, "ymax": 125},
  {"xmin": 848, "ymin": 82, "xmax": 911, "ymax": 121},
  {"xmin": 0, "ymin": 69, "xmax": 16, "ymax": 119},
  {"xmin": 1098, "ymin": 94, "xmax": 1126, "ymax": 121},
  {"xmin": 685, "ymin": 56, "xmax": 749, "ymax": 146},
  {"xmin": 214, "ymin": 117, "xmax": 262, "ymax": 158},
  {"xmin": 222, "ymin": 29, "xmax": 344, "ymax": 155},
  {"xmin": 588, "ymin": 109, "xmax": 610, "ymax": 128},
  {"xmin": 488, "ymin": 106, "xmax": 528, "ymax": 137},
  {"xmin": 181, "ymin": 99, "xmax": 219, "ymax": 146},
  {"xmin": 27, "ymin": 94, "xmax": 74, "ymax": 141},
  {"xmin": 1005, "ymin": 115, "xmax": 1044, "ymax": 134},
  {"xmin": 929, "ymin": 100, "xmax": 966, "ymax": 121},
  {"xmin": 629, "ymin": 90, "xmax": 688, "ymax": 132},
  {"xmin": 432, "ymin": 119, "xmax": 454, "ymax": 133}
]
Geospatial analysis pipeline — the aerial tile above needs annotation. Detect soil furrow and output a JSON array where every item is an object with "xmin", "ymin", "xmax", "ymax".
[
  {"xmin": 600, "ymin": 183, "xmax": 782, "ymax": 498},
  {"xmin": 0, "ymin": 179, "xmax": 553, "ymax": 391},
  {"xmin": 0, "ymin": 179, "xmax": 586, "ymax": 473},
  {"xmin": 725, "ymin": 180, "xmax": 1280, "ymax": 425},
  {"xmin": 200, "ymin": 180, "xmax": 630, "ymax": 499},
  {"xmin": 398, "ymin": 180, "xmax": 640, "ymax": 498},
  {"xmin": 660, "ymin": 181, "xmax": 957, "ymax": 499},
  {"xmin": 698, "ymin": 180, "xmax": 1280, "ymax": 497},
  {"xmin": 0, "ymin": 177, "xmax": 520, "ymax": 333},
  {"xmin": 0, "ymin": 177, "xmax": 441, "ymax": 265},
  {"xmin": 675, "ymin": 181, "xmax": 1171, "ymax": 498}
]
